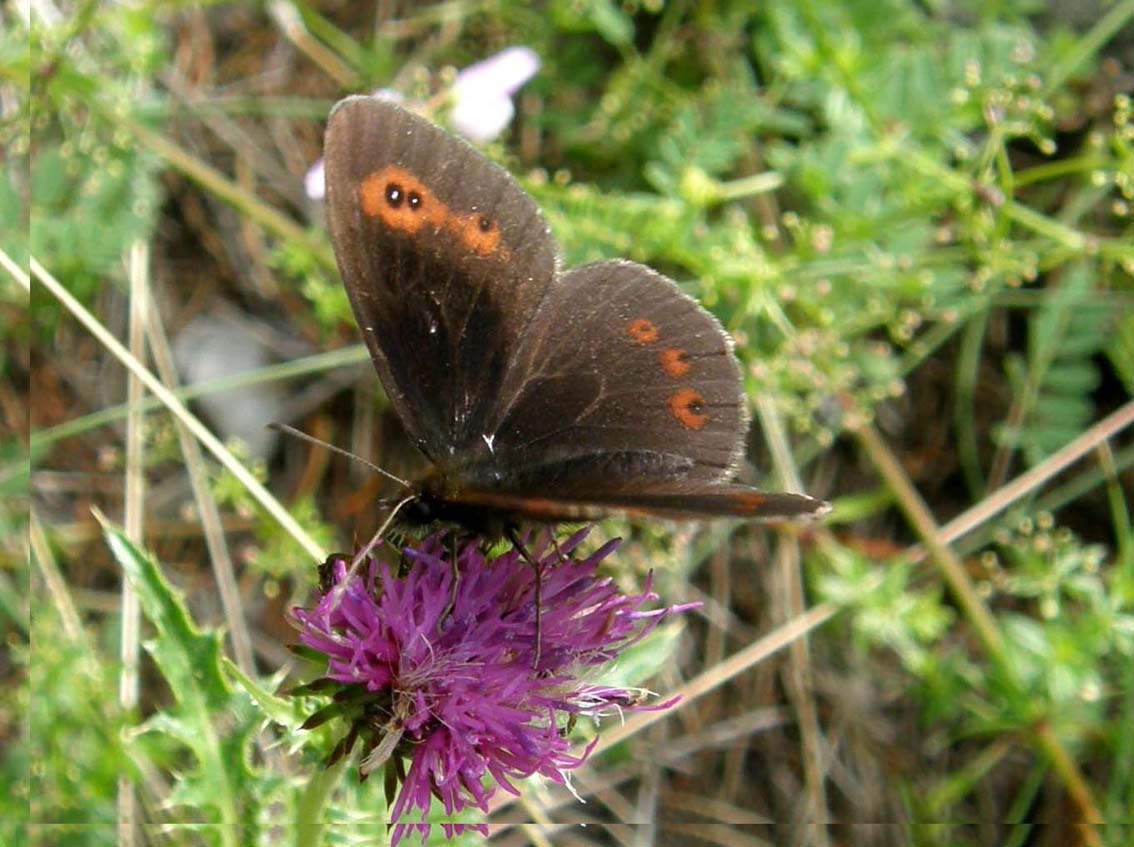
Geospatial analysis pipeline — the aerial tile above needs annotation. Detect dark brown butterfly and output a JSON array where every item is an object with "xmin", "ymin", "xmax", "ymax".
[{"xmin": 323, "ymin": 95, "xmax": 829, "ymax": 532}]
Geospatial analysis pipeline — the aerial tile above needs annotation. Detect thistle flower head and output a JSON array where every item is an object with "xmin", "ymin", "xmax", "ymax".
[{"xmin": 291, "ymin": 529, "xmax": 686, "ymax": 844}]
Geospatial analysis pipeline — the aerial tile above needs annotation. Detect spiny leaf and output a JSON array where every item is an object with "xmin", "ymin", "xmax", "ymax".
[{"xmin": 97, "ymin": 515, "xmax": 260, "ymax": 843}]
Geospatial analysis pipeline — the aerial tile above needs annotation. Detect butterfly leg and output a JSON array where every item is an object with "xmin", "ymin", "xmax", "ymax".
[
  {"xmin": 506, "ymin": 525, "xmax": 543, "ymax": 670},
  {"xmin": 436, "ymin": 532, "xmax": 461, "ymax": 635}
]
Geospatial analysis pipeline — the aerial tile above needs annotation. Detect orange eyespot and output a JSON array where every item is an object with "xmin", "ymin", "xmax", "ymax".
[
  {"xmin": 659, "ymin": 348, "xmax": 692, "ymax": 378},
  {"xmin": 358, "ymin": 166, "xmax": 506, "ymax": 260},
  {"xmin": 455, "ymin": 213, "xmax": 502, "ymax": 257},
  {"xmin": 668, "ymin": 388, "xmax": 709, "ymax": 430},
  {"xmin": 359, "ymin": 166, "xmax": 444, "ymax": 233},
  {"xmin": 627, "ymin": 318, "xmax": 660, "ymax": 344}
]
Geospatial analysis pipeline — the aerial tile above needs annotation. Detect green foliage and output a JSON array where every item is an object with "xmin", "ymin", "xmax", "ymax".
[
  {"xmin": 1110, "ymin": 307, "xmax": 1134, "ymax": 392},
  {"xmin": 299, "ymin": 270, "xmax": 354, "ymax": 338},
  {"xmin": 29, "ymin": 141, "xmax": 164, "ymax": 306},
  {"xmin": 0, "ymin": 168, "xmax": 26, "ymax": 267},
  {"xmin": 22, "ymin": 1, "xmax": 169, "ymax": 333},
  {"xmin": 992, "ymin": 513, "xmax": 1129, "ymax": 703},
  {"xmin": 210, "ymin": 447, "xmax": 338, "ymax": 581},
  {"xmin": 271, "ymin": 234, "xmax": 354, "ymax": 336},
  {"xmin": 101, "ymin": 521, "xmax": 262, "ymax": 843},
  {"xmin": 550, "ymin": 0, "xmax": 638, "ymax": 49},
  {"xmin": 998, "ymin": 266, "xmax": 1111, "ymax": 465},
  {"xmin": 819, "ymin": 507, "xmax": 1134, "ymax": 822},
  {"xmin": 26, "ymin": 604, "xmax": 123, "ymax": 842},
  {"xmin": 814, "ymin": 544, "xmax": 954, "ymax": 676}
]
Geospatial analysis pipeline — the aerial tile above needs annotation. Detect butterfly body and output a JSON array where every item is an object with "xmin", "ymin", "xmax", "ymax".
[{"xmin": 324, "ymin": 95, "xmax": 829, "ymax": 528}]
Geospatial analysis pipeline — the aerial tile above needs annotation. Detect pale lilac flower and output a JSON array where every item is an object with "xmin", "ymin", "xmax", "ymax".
[
  {"xmin": 302, "ymin": 158, "xmax": 326, "ymax": 201},
  {"xmin": 304, "ymin": 47, "xmax": 539, "ymax": 199},
  {"xmin": 449, "ymin": 46, "xmax": 540, "ymax": 142},
  {"xmin": 291, "ymin": 530, "xmax": 687, "ymax": 845}
]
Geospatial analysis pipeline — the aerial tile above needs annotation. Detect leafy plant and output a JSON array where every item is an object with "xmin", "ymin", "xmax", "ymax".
[{"xmin": 998, "ymin": 266, "xmax": 1110, "ymax": 466}]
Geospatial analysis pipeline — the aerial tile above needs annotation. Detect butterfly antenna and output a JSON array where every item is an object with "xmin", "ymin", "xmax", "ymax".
[
  {"xmin": 268, "ymin": 422, "xmax": 412, "ymax": 489},
  {"xmin": 349, "ymin": 493, "xmax": 415, "ymax": 574}
]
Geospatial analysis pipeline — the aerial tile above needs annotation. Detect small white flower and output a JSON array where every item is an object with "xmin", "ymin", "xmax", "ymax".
[
  {"xmin": 449, "ymin": 46, "xmax": 541, "ymax": 142},
  {"xmin": 450, "ymin": 95, "xmax": 517, "ymax": 144},
  {"xmin": 303, "ymin": 158, "xmax": 326, "ymax": 201}
]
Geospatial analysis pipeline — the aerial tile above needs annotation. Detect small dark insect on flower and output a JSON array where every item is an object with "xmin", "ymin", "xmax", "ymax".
[{"xmin": 290, "ymin": 529, "xmax": 691, "ymax": 845}]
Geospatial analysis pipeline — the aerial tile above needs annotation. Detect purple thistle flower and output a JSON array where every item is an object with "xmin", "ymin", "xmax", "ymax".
[{"xmin": 291, "ymin": 529, "xmax": 687, "ymax": 845}]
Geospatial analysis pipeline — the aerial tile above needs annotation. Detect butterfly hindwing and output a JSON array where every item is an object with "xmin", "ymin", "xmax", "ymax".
[
  {"xmin": 444, "ymin": 485, "xmax": 831, "ymax": 523},
  {"xmin": 456, "ymin": 260, "xmax": 748, "ymax": 497}
]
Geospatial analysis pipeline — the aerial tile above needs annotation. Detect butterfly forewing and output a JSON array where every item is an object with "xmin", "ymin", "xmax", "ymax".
[{"xmin": 324, "ymin": 96, "xmax": 558, "ymax": 462}]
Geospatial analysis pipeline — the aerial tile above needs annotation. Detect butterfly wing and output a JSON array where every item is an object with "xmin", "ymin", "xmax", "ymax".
[
  {"xmin": 447, "ymin": 262, "xmax": 829, "ymax": 521},
  {"xmin": 446, "ymin": 485, "xmax": 831, "ymax": 524},
  {"xmin": 458, "ymin": 260, "xmax": 767, "ymax": 499},
  {"xmin": 324, "ymin": 96, "xmax": 558, "ymax": 462}
]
